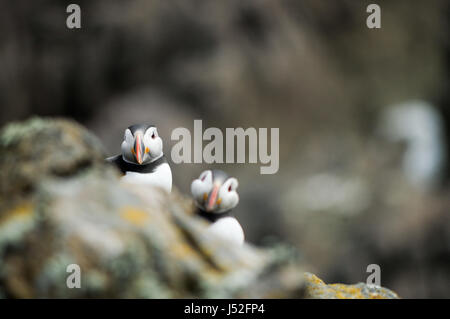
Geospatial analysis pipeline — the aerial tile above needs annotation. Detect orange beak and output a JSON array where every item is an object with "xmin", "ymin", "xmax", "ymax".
[
  {"xmin": 134, "ymin": 133, "xmax": 143, "ymax": 164},
  {"xmin": 206, "ymin": 184, "xmax": 220, "ymax": 212}
]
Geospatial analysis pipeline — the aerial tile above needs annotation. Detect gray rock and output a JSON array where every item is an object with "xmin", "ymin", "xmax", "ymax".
[
  {"xmin": 304, "ymin": 273, "xmax": 399, "ymax": 299},
  {"xmin": 0, "ymin": 117, "xmax": 398, "ymax": 298}
]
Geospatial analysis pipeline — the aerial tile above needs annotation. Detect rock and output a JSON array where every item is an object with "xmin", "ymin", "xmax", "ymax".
[
  {"xmin": 304, "ymin": 273, "xmax": 399, "ymax": 299},
  {"xmin": 0, "ymin": 117, "xmax": 398, "ymax": 298},
  {"xmin": 0, "ymin": 117, "xmax": 107, "ymax": 210}
]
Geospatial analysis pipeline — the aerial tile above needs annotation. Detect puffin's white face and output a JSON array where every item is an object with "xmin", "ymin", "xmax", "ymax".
[
  {"xmin": 121, "ymin": 126, "xmax": 163, "ymax": 164},
  {"xmin": 191, "ymin": 170, "xmax": 239, "ymax": 214}
]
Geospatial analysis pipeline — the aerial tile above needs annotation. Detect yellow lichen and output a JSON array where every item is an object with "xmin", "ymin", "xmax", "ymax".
[
  {"xmin": 0, "ymin": 202, "xmax": 34, "ymax": 226},
  {"xmin": 305, "ymin": 273, "xmax": 325, "ymax": 285},
  {"xmin": 304, "ymin": 272, "xmax": 397, "ymax": 299},
  {"xmin": 169, "ymin": 241, "xmax": 197, "ymax": 259},
  {"xmin": 335, "ymin": 291, "xmax": 345, "ymax": 299},
  {"xmin": 329, "ymin": 284, "xmax": 364, "ymax": 299},
  {"xmin": 120, "ymin": 206, "xmax": 149, "ymax": 226}
]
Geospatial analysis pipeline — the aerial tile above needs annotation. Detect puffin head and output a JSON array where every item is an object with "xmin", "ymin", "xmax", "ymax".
[
  {"xmin": 191, "ymin": 169, "xmax": 239, "ymax": 214},
  {"xmin": 121, "ymin": 124, "xmax": 163, "ymax": 165}
]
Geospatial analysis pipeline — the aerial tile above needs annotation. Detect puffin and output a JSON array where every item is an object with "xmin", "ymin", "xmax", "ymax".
[
  {"xmin": 107, "ymin": 124, "xmax": 172, "ymax": 193},
  {"xmin": 191, "ymin": 169, "xmax": 244, "ymax": 245}
]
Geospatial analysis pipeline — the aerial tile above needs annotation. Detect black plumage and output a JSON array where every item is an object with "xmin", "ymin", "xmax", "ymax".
[
  {"xmin": 107, "ymin": 154, "xmax": 168, "ymax": 175},
  {"xmin": 196, "ymin": 207, "xmax": 233, "ymax": 223}
]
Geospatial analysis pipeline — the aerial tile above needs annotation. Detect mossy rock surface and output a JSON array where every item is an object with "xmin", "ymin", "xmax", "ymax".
[
  {"xmin": 304, "ymin": 273, "xmax": 399, "ymax": 299},
  {"xmin": 0, "ymin": 118, "xmax": 398, "ymax": 298}
]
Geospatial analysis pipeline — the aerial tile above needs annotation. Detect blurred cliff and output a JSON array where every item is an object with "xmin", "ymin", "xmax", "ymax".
[{"xmin": 0, "ymin": 0, "xmax": 449, "ymax": 297}]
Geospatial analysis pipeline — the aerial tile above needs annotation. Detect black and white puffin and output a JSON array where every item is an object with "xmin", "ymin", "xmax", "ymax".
[
  {"xmin": 191, "ymin": 169, "xmax": 244, "ymax": 245},
  {"xmin": 107, "ymin": 124, "xmax": 172, "ymax": 193}
]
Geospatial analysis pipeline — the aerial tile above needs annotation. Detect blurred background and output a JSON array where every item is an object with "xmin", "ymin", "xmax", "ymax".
[{"xmin": 1, "ymin": 0, "xmax": 449, "ymax": 298}]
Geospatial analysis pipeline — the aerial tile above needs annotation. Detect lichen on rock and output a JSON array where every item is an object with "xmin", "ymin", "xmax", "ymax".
[
  {"xmin": 0, "ymin": 117, "xmax": 399, "ymax": 299},
  {"xmin": 304, "ymin": 273, "xmax": 399, "ymax": 299}
]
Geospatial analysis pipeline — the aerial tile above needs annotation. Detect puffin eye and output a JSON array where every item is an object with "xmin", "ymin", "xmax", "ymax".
[
  {"xmin": 151, "ymin": 133, "xmax": 155, "ymax": 139},
  {"xmin": 228, "ymin": 185, "xmax": 232, "ymax": 192},
  {"xmin": 201, "ymin": 175, "xmax": 206, "ymax": 182}
]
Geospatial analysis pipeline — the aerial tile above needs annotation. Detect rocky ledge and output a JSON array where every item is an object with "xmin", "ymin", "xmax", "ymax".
[{"xmin": 0, "ymin": 117, "xmax": 399, "ymax": 298}]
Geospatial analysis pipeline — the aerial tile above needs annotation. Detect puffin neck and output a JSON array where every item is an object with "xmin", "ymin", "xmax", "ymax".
[
  {"xmin": 196, "ymin": 208, "xmax": 232, "ymax": 223},
  {"xmin": 118, "ymin": 154, "xmax": 167, "ymax": 174},
  {"xmin": 122, "ymin": 152, "xmax": 163, "ymax": 165}
]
